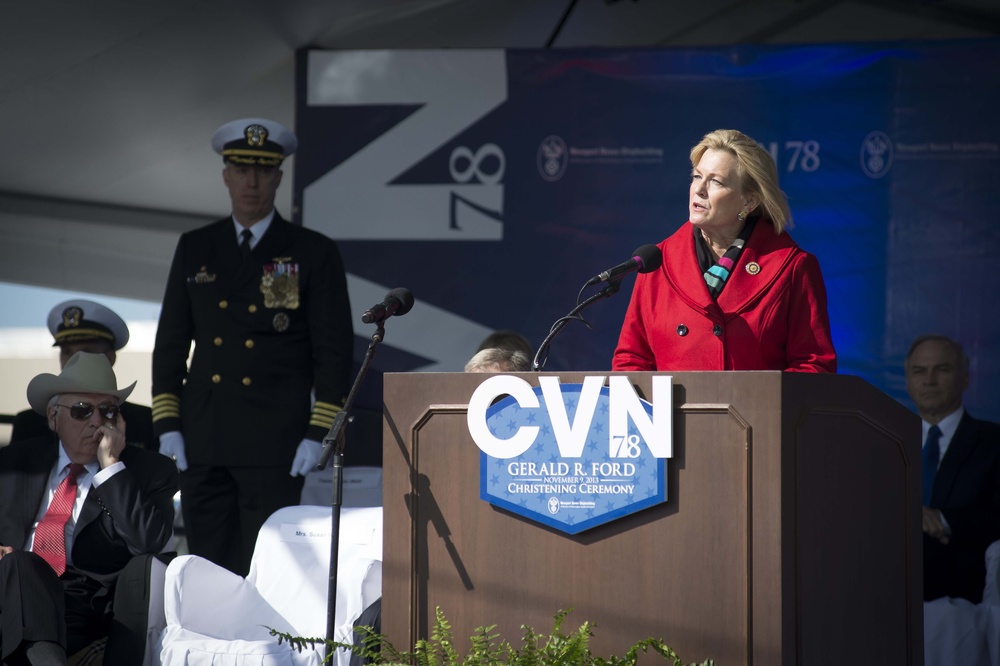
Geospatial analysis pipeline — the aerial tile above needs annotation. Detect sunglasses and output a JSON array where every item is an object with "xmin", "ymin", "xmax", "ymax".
[{"xmin": 56, "ymin": 402, "xmax": 119, "ymax": 421}]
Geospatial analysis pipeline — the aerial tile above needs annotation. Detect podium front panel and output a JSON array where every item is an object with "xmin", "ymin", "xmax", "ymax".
[{"xmin": 382, "ymin": 371, "xmax": 921, "ymax": 666}]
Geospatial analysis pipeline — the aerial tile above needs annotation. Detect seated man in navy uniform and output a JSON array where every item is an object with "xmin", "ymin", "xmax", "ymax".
[
  {"xmin": 0, "ymin": 352, "xmax": 177, "ymax": 664},
  {"xmin": 152, "ymin": 117, "xmax": 354, "ymax": 576},
  {"xmin": 10, "ymin": 299, "xmax": 156, "ymax": 451}
]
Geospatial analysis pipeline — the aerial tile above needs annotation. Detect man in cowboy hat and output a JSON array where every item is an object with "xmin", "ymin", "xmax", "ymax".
[
  {"xmin": 9, "ymin": 298, "xmax": 156, "ymax": 451},
  {"xmin": 152, "ymin": 117, "xmax": 353, "ymax": 576},
  {"xmin": 0, "ymin": 352, "xmax": 178, "ymax": 665}
]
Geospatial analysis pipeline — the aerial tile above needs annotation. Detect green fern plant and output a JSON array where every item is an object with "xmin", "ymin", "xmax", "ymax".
[{"xmin": 269, "ymin": 606, "xmax": 714, "ymax": 666}]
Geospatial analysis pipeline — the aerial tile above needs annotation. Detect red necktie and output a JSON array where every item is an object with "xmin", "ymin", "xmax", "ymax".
[{"xmin": 34, "ymin": 463, "xmax": 86, "ymax": 576}]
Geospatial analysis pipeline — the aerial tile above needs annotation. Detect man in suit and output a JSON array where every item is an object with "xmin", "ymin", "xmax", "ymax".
[
  {"xmin": 0, "ymin": 352, "xmax": 178, "ymax": 664},
  {"xmin": 10, "ymin": 299, "xmax": 156, "ymax": 451},
  {"xmin": 906, "ymin": 334, "xmax": 1000, "ymax": 602},
  {"xmin": 152, "ymin": 117, "xmax": 354, "ymax": 576}
]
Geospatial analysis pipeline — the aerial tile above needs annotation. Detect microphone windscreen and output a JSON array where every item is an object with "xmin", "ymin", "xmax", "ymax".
[
  {"xmin": 387, "ymin": 287, "xmax": 415, "ymax": 316},
  {"xmin": 633, "ymin": 244, "xmax": 663, "ymax": 273}
]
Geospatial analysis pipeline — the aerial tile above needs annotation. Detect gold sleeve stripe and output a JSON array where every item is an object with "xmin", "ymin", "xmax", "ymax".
[
  {"xmin": 309, "ymin": 401, "xmax": 343, "ymax": 429},
  {"xmin": 313, "ymin": 401, "xmax": 342, "ymax": 416},
  {"xmin": 309, "ymin": 416, "xmax": 332, "ymax": 429},
  {"xmin": 152, "ymin": 394, "xmax": 181, "ymax": 421}
]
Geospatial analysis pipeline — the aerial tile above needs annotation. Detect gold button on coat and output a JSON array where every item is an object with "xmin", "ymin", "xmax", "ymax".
[
  {"xmin": 219, "ymin": 300, "xmax": 228, "ymax": 309},
  {"xmin": 248, "ymin": 304, "xmax": 257, "ymax": 313},
  {"xmin": 214, "ymin": 337, "xmax": 223, "ymax": 346},
  {"xmin": 212, "ymin": 374, "xmax": 221, "ymax": 383},
  {"xmin": 242, "ymin": 377, "xmax": 252, "ymax": 386},
  {"xmin": 245, "ymin": 339, "xmax": 254, "ymax": 349}
]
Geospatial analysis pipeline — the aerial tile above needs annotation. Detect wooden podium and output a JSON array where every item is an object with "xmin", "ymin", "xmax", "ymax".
[{"xmin": 381, "ymin": 371, "xmax": 922, "ymax": 665}]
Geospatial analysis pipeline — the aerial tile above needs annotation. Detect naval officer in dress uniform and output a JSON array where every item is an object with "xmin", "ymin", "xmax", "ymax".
[
  {"xmin": 152, "ymin": 117, "xmax": 354, "ymax": 576},
  {"xmin": 9, "ymin": 299, "xmax": 156, "ymax": 451}
]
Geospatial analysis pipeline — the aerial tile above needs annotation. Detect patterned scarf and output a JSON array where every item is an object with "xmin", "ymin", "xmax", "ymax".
[{"xmin": 695, "ymin": 215, "xmax": 758, "ymax": 299}]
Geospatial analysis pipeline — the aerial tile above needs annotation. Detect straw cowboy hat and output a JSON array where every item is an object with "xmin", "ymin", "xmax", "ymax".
[{"xmin": 26, "ymin": 351, "xmax": 136, "ymax": 415}]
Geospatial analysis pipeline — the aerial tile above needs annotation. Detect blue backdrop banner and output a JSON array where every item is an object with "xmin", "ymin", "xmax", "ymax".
[{"xmin": 295, "ymin": 40, "xmax": 1000, "ymax": 422}]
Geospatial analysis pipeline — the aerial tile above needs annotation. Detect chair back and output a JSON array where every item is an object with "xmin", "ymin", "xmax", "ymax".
[
  {"xmin": 923, "ymin": 539, "xmax": 1000, "ymax": 666},
  {"xmin": 248, "ymin": 505, "xmax": 383, "ymax": 638}
]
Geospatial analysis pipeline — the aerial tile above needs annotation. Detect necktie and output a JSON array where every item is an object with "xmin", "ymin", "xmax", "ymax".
[
  {"xmin": 34, "ymin": 463, "xmax": 86, "ymax": 576},
  {"xmin": 238, "ymin": 229, "xmax": 253, "ymax": 258},
  {"xmin": 922, "ymin": 425, "xmax": 942, "ymax": 506}
]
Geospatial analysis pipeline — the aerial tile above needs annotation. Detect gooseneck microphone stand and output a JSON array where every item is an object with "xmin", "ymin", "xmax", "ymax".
[
  {"xmin": 316, "ymin": 322, "xmax": 386, "ymax": 644},
  {"xmin": 532, "ymin": 279, "xmax": 622, "ymax": 371}
]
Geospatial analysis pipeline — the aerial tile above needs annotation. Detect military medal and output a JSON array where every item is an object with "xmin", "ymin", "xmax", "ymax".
[
  {"xmin": 188, "ymin": 265, "xmax": 217, "ymax": 284},
  {"xmin": 260, "ymin": 258, "xmax": 300, "ymax": 309}
]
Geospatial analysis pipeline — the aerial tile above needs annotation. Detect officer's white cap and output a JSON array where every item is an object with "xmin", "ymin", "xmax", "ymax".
[
  {"xmin": 211, "ymin": 117, "xmax": 297, "ymax": 167},
  {"xmin": 47, "ymin": 299, "xmax": 129, "ymax": 351}
]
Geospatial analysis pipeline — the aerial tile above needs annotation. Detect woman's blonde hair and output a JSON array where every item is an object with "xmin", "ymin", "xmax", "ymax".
[{"xmin": 689, "ymin": 129, "xmax": 792, "ymax": 233}]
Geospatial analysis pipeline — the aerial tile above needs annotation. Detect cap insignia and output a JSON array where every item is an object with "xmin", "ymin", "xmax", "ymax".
[
  {"xmin": 245, "ymin": 124, "xmax": 269, "ymax": 147},
  {"xmin": 62, "ymin": 306, "xmax": 84, "ymax": 329}
]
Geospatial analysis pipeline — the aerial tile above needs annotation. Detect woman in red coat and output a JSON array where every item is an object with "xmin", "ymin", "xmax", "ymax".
[{"xmin": 612, "ymin": 129, "xmax": 836, "ymax": 373}]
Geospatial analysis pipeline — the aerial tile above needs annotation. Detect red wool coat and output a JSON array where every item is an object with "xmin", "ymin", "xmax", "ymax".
[{"xmin": 612, "ymin": 220, "xmax": 837, "ymax": 373}]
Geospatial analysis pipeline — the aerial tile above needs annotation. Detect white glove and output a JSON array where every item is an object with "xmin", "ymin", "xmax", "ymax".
[
  {"xmin": 159, "ymin": 431, "xmax": 189, "ymax": 471},
  {"xmin": 290, "ymin": 438, "xmax": 323, "ymax": 477}
]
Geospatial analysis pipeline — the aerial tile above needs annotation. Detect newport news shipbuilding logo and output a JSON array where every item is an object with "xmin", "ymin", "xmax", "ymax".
[
  {"xmin": 860, "ymin": 130, "xmax": 999, "ymax": 179},
  {"xmin": 468, "ymin": 375, "xmax": 672, "ymax": 535},
  {"xmin": 536, "ymin": 135, "xmax": 665, "ymax": 183}
]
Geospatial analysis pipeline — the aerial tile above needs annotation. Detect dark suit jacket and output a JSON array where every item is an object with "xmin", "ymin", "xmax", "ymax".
[
  {"xmin": 924, "ymin": 411, "xmax": 1000, "ymax": 602},
  {"xmin": 0, "ymin": 434, "xmax": 178, "ymax": 586},
  {"xmin": 10, "ymin": 402, "xmax": 157, "ymax": 451},
  {"xmin": 151, "ymin": 214, "xmax": 354, "ymax": 467}
]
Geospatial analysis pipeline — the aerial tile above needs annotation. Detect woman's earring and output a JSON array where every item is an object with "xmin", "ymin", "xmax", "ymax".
[{"xmin": 737, "ymin": 210, "xmax": 747, "ymax": 222}]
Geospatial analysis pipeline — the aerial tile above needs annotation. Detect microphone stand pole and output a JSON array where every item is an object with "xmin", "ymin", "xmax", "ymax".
[
  {"xmin": 317, "ymin": 322, "xmax": 385, "ymax": 645},
  {"xmin": 532, "ymin": 280, "xmax": 621, "ymax": 371}
]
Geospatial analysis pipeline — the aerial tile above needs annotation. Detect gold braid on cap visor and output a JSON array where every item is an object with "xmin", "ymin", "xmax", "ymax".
[
  {"xmin": 223, "ymin": 148, "xmax": 283, "ymax": 167},
  {"xmin": 54, "ymin": 328, "xmax": 115, "ymax": 344}
]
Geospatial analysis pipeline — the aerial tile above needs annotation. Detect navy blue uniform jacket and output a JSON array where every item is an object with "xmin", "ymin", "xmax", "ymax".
[{"xmin": 151, "ymin": 215, "xmax": 353, "ymax": 467}]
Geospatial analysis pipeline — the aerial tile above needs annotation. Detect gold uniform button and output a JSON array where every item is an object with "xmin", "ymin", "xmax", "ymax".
[
  {"xmin": 214, "ymin": 337, "xmax": 223, "ymax": 346},
  {"xmin": 219, "ymin": 300, "xmax": 228, "ymax": 309},
  {"xmin": 212, "ymin": 374, "xmax": 222, "ymax": 384},
  {"xmin": 242, "ymin": 377, "xmax": 252, "ymax": 386},
  {"xmin": 248, "ymin": 304, "xmax": 257, "ymax": 313},
  {"xmin": 245, "ymin": 339, "xmax": 254, "ymax": 349}
]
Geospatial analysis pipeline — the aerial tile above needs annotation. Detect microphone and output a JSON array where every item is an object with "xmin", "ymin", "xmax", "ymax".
[
  {"xmin": 361, "ymin": 287, "xmax": 415, "ymax": 324},
  {"xmin": 586, "ymin": 244, "xmax": 662, "ymax": 285}
]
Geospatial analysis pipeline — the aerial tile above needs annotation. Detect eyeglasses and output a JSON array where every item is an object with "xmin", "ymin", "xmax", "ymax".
[{"xmin": 56, "ymin": 402, "xmax": 119, "ymax": 421}]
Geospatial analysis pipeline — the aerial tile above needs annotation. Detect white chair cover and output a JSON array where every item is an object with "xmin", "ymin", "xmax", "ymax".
[
  {"xmin": 924, "ymin": 539, "xmax": 1000, "ymax": 666},
  {"xmin": 157, "ymin": 505, "xmax": 383, "ymax": 666},
  {"xmin": 143, "ymin": 555, "xmax": 169, "ymax": 665},
  {"xmin": 300, "ymin": 466, "xmax": 383, "ymax": 508}
]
